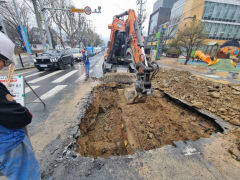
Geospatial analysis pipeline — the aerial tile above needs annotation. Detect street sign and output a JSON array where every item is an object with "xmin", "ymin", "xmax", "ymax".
[
  {"xmin": 84, "ymin": 6, "xmax": 92, "ymax": 15},
  {"xmin": 0, "ymin": 75, "xmax": 25, "ymax": 106},
  {"xmin": 70, "ymin": 8, "xmax": 85, "ymax": 13},
  {"xmin": 18, "ymin": 26, "xmax": 32, "ymax": 54}
]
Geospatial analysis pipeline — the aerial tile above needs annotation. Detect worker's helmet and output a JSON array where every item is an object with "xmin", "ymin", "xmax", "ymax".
[
  {"xmin": 0, "ymin": 32, "xmax": 15, "ymax": 66},
  {"xmin": 81, "ymin": 49, "xmax": 85, "ymax": 54}
]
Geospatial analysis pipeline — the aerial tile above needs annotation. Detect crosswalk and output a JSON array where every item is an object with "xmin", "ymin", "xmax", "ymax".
[
  {"xmin": 28, "ymin": 70, "xmax": 64, "ymax": 83},
  {"xmin": 25, "ymin": 69, "xmax": 83, "ymax": 102},
  {"xmin": 34, "ymin": 85, "xmax": 67, "ymax": 102},
  {"xmin": 52, "ymin": 70, "xmax": 78, "ymax": 83},
  {"xmin": 4, "ymin": 55, "xmax": 104, "ymax": 105},
  {"xmin": 25, "ymin": 85, "xmax": 40, "ymax": 94},
  {"xmin": 25, "ymin": 71, "xmax": 44, "ymax": 78}
]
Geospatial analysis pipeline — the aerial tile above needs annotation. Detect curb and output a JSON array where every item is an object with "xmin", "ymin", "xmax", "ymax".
[{"xmin": 15, "ymin": 66, "xmax": 35, "ymax": 71}]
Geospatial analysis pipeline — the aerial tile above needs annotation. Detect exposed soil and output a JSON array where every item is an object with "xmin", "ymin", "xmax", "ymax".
[
  {"xmin": 152, "ymin": 68, "xmax": 240, "ymax": 126},
  {"xmin": 152, "ymin": 68, "xmax": 240, "ymax": 162},
  {"xmin": 77, "ymin": 83, "xmax": 219, "ymax": 158},
  {"xmin": 78, "ymin": 84, "xmax": 127, "ymax": 158}
]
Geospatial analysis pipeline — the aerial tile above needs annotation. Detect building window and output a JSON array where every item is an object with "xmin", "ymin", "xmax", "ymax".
[
  {"xmin": 204, "ymin": 22, "xmax": 240, "ymax": 40},
  {"xmin": 203, "ymin": 1, "xmax": 240, "ymax": 23}
]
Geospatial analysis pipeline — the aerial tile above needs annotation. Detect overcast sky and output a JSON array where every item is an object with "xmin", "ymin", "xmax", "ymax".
[{"xmin": 72, "ymin": 0, "xmax": 155, "ymax": 41}]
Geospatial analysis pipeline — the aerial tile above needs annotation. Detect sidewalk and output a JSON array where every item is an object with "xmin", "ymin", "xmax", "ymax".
[
  {"xmin": 157, "ymin": 57, "xmax": 240, "ymax": 84},
  {"xmin": 14, "ymin": 54, "xmax": 35, "ymax": 71}
]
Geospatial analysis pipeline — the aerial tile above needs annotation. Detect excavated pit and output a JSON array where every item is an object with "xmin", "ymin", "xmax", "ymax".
[{"xmin": 77, "ymin": 83, "xmax": 223, "ymax": 158}]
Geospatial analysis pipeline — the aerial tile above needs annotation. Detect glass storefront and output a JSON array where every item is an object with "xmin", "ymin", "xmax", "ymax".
[
  {"xmin": 202, "ymin": 1, "xmax": 240, "ymax": 40},
  {"xmin": 166, "ymin": 0, "xmax": 186, "ymax": 38},
  {"xmin": 203, "ymin": 1, "xmax": 240, "ymax": 23},
  {"xmin": 203, "ymin": 22, "xmax": 240, "ymax": 40},
  {"xmin": 149, "ymin": 12, "xmax": 159, "ymax": 35}
]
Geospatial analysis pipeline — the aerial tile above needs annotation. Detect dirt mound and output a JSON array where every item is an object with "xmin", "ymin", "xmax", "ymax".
[
  {"xmin": 152, "ymin": 69, "xmax": 240, "ymax": 126},
  {"xmin": 77, "ymin": 83, "xmax": 219, "ymax": 158}
]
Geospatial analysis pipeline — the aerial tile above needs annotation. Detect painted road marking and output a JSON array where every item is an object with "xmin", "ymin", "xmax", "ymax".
[
  {"xmin": 28, "ymin": 70, "xmax": 63, "ymax": 83},
  {"xmin": 75, "ymin": 74, "xmax": 85, "ymax": 83},
  {"xmin": 25, "ymin": 86, "xmax": 40, "ymax": 94},
  {"xmin": 52, "ymin": 70, "xmax": 78, "ymax": 83},
  {"xmin": 34, "ymin": 85, "xmax": 67, "ymax": 102},
  {"xmin": 24, "ymin": 71, "xmax": 45, "ymax": 78}
]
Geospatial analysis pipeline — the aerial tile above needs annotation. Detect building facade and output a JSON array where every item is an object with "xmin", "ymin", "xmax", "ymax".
[
  {"xmin": 166, "ymin": 0, "xmax": 240, "ymax": 45},
  {"xmin": 153, "ymin": 0, "xmax": 179, "ymax": 12},
  {"xmin": 148, "ymin": 7, "xmax": 171, "ymax": 35},
  {"xmin": 149, "ymin": 0, "xmax": 179, "ymax": 35},
  {"xmin": 153, "ymin": 0, "xmax": 164, "ymax": 12}
]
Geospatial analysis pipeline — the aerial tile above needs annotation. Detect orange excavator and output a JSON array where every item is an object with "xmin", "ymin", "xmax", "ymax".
[{"xmin": 103, "ymin": 9, "xmax": 159, "ymax": 95}]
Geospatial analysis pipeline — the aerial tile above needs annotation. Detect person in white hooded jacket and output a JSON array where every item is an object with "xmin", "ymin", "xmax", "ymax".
[{"xmin": 0, "ymin": 32, "xmax": 41, "ymax": 180}]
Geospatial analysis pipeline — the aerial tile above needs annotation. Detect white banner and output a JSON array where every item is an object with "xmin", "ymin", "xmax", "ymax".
[{"xmin": 0, "ymin": 75, "xmax": 25, "ymax": 106}]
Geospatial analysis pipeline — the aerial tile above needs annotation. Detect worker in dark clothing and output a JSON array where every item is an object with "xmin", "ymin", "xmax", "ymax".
[{"xmin": 0, "ymin": 32, "xmax": 41, "ymax": 180}]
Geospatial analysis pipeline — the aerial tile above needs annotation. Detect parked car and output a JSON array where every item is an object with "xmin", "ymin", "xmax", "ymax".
[
  {"xmin": 71, "ymin": 48, "xmax": 82, "ymax": 62},
  {"xmin": 166, "ymin": 47, "xmax": 182, "ymax": 58},
  {"xmin": 34, "ymin": 49, "xmax": 74, "ymax": 71}
]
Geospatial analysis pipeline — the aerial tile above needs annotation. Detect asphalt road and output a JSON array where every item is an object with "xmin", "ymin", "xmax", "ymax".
[{"xmin": 2, "ymin": 52, "xmax": 104, "ymax": 137}]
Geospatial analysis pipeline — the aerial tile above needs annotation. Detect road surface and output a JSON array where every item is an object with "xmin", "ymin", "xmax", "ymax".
[
  {"xmin": 0, "ymin": 53, "xmax": 239, "ymax": 180},
  {"xmin": 1, "ymin": 52, "xmax": 104, "ymax": 137}
]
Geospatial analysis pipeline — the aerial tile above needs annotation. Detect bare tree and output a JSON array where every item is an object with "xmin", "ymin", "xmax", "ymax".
[
  {"xmin": 0, "ymin": 1, "xmax": 33, "ymax": 45},
  {"xmin": 32, "ymin": 0, "xmax": 104, "ymax": 48},
  {"xmin": 175, "ymin": 19, "xmax": 208, "ymax": 65},
  {"xmin": 46, "ymin": 0, "xmax": 86, "ymax": 48}
]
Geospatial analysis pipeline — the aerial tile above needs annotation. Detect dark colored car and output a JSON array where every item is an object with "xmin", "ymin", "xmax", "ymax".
[{"xmin": 34, "ymin": 49, "xmax": 74, "ymax": 71}]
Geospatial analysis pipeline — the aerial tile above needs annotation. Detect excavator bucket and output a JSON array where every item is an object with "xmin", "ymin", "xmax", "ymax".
[{"xmin": 103, "ymin": 72, "xmax": 137, "ymax": 84}]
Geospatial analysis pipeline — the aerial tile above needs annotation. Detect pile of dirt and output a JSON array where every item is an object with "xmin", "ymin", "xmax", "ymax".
[
  {"xmin": 77, "ymin": 83, "xmax": 219, "ymax": 158},
  {"xmin": 152, "ymin": 69, "xmax": 240, "ymax": 126}
]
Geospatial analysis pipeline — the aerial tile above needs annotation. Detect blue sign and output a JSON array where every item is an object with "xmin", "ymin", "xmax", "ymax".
[{"xmin": 18, "ymin": 26, "xmax": 32, "ymax": 54}]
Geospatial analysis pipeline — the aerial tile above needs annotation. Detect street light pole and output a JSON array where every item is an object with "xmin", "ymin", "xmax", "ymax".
[
  {"xmin": 12, "ymin": 0, "xmax": 33, "ymax": 64},
  {"xmin": 39, "ymin": 0, "xmax": 53, "ymax": 49}
]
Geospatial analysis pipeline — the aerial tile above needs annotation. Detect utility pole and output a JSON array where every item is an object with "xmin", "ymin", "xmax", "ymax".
[
  {"xmin": 0, "ymin": 1, "xmax": 7, "ymax": 35},
  {"xmin": 0, "ymin": 15, "xmax": 7, "ymax": 35},
  {"xmin": 32, "ymin": 0, "xmax": 47, "ymax": 51},
  {"xmin": 39, "ymin": 0, "xmax": 53, "ymax": 49},
  {"xmin": 12, "ymin": 0, "xmax": 33, "ymax": 64},
  {"xmin": 136, "ymin": 0, "xmax": 146, "ymax": 30}
]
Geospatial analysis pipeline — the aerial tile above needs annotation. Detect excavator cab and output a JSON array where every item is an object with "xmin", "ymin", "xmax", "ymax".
[
  {"xmin": 106, "ymin": 31, "xmax": 128, "ymax": 64},
  {"xmin": 103, "ymin": 9, "xmax": 159, "ymax": 96}
]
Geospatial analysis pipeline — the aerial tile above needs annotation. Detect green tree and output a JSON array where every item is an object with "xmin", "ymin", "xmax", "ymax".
[{"xmin": 175, "ymin": 19, "xmax": 208, "ymax": 65}]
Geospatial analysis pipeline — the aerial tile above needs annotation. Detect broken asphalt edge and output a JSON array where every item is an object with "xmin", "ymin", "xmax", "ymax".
[{"xmin": 39, "ymin": 83, "xmax": 235, "ymax": 180}]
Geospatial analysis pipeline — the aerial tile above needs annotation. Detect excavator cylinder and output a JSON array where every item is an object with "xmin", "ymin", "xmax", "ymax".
[{"xmin": 134, "ymin": 21, "xmax": 144, "ymax": 47}]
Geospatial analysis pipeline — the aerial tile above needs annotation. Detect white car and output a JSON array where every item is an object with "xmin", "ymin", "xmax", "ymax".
[{"xmin": 71, "ymin": 48, "xmax": 82, "ymax": 62}]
